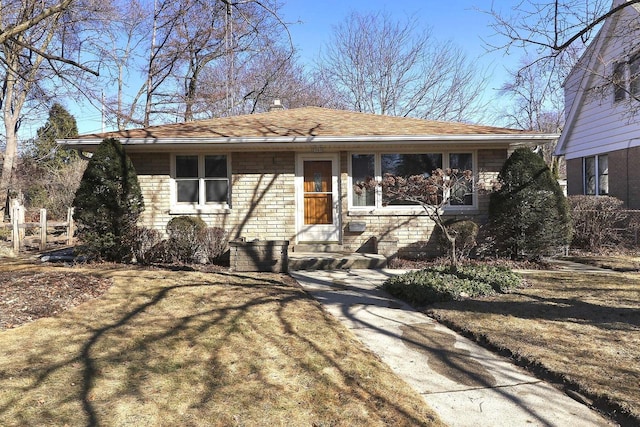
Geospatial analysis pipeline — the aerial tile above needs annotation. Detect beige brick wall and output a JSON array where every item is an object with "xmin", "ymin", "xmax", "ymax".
[
  {"xmin": 130, "ymin": 151, "xmax": 296, "ymax": 241},
  {"xmin": 226, "ymin": 151, "xmax": 296, "ymax": 241},
  {"xmin": 130, "ymin": 148, "xmax": 507, "ymax": 257},
  {"xmin": 129, "ymin": 153, "xmax": 172, "ymax": 231}
]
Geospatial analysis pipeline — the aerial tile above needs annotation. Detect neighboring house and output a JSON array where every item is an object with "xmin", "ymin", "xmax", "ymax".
[
  {"xmin": 556, "ymin": 0, "xmax": 640, "ymax": 208},
  {"xmin": 62, "ymin": 106, "xmax": 556, "ymax": 257}
]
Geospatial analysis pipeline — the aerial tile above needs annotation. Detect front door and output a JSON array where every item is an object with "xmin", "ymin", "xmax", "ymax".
[{"xmin": 296, "ymin": 154, "xmax": 340, "ymax": 243}]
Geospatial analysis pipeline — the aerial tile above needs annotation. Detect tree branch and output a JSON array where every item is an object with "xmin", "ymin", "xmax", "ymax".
[{"xmin": 0, "ymin": 0, "xmax": 74, "ymax": 45}]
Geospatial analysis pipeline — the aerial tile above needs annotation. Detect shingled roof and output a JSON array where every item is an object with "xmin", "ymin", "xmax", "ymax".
[{"xmin": 85, "ymin": 106, "xmax": 527, "ymax": 140}]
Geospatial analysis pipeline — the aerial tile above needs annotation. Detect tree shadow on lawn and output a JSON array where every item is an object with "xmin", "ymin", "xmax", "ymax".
[
  {"xmin": 429, "ymin": 290, "xmax": 639, "ymax": 332},
  {"xmin": 0, "ymin": 268, "xmax": 437, "ymax": 426},
  {"xmin": 425, "ymin": 276, "xmax": 640, "ymax": 426}
]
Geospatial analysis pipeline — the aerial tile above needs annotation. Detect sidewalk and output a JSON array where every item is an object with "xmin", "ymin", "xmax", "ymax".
[{"xmin": 291, "ymin": 269, "xmax": 614, "ymax": 427}]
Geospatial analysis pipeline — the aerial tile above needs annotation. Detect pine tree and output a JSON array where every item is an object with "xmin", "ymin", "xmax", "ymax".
[
  {"xmin": 27, "ymin": 103, "xmax": 79, "ymax": 170},
  {"xmin": 73, "ymin": 138, "xmax": 144, "ymax": 261},
  {"xmin": 489, "ymin": 147, "xmax": 571, "ymax": 258}
]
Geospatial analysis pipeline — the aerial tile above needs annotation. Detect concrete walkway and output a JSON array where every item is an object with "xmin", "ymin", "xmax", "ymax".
[{"xmin": 291, "ymin": 269, "xmax": 614, "ymax": 427}]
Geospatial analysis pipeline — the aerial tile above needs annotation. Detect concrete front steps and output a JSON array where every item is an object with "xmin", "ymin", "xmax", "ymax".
[{"xmin": 288, "ymin": 244, "xmax": 387, "ymax": 271}]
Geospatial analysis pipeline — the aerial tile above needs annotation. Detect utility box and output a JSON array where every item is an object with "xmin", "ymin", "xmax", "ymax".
[
  {"xmin": 229, "ymin": 239, "xmax": 289, "ymax": 273},
  {"xmin": 348, "ymin": 221, "xmax": 367, "ymax": 233}
]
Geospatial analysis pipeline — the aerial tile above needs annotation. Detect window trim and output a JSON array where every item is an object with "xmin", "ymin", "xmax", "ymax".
[
  {"xmin": 170, "ymin": 153, "xmax": 231, "ymax": 214},
  {"xmin": 348, "ymin": 150, "xmax": 477, "ymax": 213}
]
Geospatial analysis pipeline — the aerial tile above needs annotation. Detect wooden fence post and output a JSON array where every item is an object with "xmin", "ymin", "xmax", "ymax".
[
  {"xmin": 11, "ymin": 203, "xmax": 20, "ymax": 253},
  {"xmin": 66, "ymin": 207, "xmax": 75, "ymax": 245},
  {"xmin": 40, "ymin": 208, "xmax": 47, "ymax": 251}
]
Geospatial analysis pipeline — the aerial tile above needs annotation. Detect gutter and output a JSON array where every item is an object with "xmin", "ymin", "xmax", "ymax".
[{"xmin": 58, "ymin": 133, "xmax": 559, "ymax": 151}]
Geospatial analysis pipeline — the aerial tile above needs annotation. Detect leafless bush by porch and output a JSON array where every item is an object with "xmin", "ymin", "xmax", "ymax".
[{"xmin": 568, "ymin": 195, "xmax": 640, "ymax": 252}]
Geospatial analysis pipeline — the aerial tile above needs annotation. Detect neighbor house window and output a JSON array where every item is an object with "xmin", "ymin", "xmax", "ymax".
[
  {"xmin": 349, "ymin": 152, "xmax": 475, "ymax": 209},
  {"xmin": 613, "ymin": 62, "xmax": 626, "ymax": 102},
  {"xmin": 173, "ymin": 154, "xmax": 229, "ymax": 208},
  {"xmin": 584, "ymin": 154, "xmax": 608, "ymax": 196}
]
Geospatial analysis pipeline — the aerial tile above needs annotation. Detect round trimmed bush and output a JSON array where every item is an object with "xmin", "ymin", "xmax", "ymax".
[
  {"xmin": 166, "ymin": 216, "xmax": 208, "ymax": 263},
  {"xmin": 489, "ymin": 148, "xmax": 571, "ymax": 259}
]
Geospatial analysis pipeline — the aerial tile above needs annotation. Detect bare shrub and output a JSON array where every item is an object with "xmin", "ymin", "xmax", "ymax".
[
  {"xmin": 201, "ymin": 227, "xmax": 228, "ymax": 262},
  {"xmin": 435, "ymin": 219, "xmax": 479, "ymax": 261},
  {"xmin": 165, "ymin": 216, "xmax": 207, "ymax": 263},
  {"xmin": 568, "ymin": 195, "xmax": 628, "ymax": 252},
  {"xmin": 129, "ymin": 227, "xmax": 163, "ymax": 265}
]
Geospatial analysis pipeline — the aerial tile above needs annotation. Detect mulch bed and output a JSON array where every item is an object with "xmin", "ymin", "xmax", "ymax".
[{"xmin": 0, "ymin": 270, "xmax": 112, "ymax": 329}]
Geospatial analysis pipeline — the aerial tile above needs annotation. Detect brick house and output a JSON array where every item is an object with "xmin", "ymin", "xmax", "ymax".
[
  {"xmin": 556, "ymin": 0, "xmax": 640, "ymax": 208},
  {"xmin": 62, "ymin": 106, "xmax": 557, "ymax": 258}
]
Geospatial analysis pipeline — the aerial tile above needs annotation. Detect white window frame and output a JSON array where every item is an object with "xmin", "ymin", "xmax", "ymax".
[
  {"xmin": 348, "ymin": 151, "xmax": 477, "ymax": 213},
  {"xmin": 583, "ymin": 154, "xmax": 609, "ymax": 196},
  {"xmin": 170, "ymin": 153, "xmax": 231, "ymax": 214}
]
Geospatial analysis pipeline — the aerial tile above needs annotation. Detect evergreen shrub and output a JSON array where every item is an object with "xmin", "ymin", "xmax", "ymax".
[
  {"xmin": 72, "ymin": 138, "xmax": 144, "ymax": 261},
  {"xmin": 383, "ymin": 265, "xmax": 522, "ymax": 305},
  {"xmin": 488, "ymin": 147, "xmax": 571, "ymax": 259}
]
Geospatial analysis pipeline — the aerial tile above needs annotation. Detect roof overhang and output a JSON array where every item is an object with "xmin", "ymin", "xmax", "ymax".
[{"xmin": 59, "ymin": 133, "xmax": 559, "ymax": 153}]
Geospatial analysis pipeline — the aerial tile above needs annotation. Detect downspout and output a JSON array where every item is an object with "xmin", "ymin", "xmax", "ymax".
[{"xmin": 627, "ymin": 138, "xmax": 640, "ymax": 208}]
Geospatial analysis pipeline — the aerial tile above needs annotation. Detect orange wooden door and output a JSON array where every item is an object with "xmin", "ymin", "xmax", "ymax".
[{"xmin": 303, "ymin": 160, "xmax": 333, "ymax": 225}]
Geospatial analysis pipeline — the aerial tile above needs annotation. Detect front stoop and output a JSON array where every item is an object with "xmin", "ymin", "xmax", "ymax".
[{"xmin": 288, "ymin": 252, "xmax": 387, "ymax": 271}]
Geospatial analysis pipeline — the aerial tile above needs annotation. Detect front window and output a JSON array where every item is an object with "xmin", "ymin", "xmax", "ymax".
[
  {"xmin": 350, "ymin": 152, "xmax": 475, "ymax": 209},
  {"xmin": 174, "ymin": 154, "xmax": 229, "ymax": 208},
  {"xmin": 381, "ymin": 154, "xmax": 442, "ymax": 205},
  {"xmin": 352, "ymin": 154, "xmax": 375, "ymax": 207},
  {"xmin": 584, "ymin": 155, "xmax": 608, "ymax": 196},
  {"xmin": 449, "ymin": 153, "xmax": 473, "ymax": 205}
]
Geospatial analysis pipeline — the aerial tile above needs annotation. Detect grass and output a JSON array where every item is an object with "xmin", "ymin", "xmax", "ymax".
[
  {"xmin": 426, "ymin": 266, "xmax": 640, "ymax": 425},
  {"xmin": 564, "ymin": 254, "xmax": 640, "ymax": 271},
  {"xmin": 0, "ymin": 259, "xmax": 443, "ymax": 426}
]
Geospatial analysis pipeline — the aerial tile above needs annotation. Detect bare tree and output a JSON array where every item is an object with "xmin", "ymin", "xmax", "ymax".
[
  {"xmin": 499, "ymin": 57, "xmax": 564, "ymax": 132},
  {"xmin": 486, "ymin": 0, "xmax": 640, "ymax": 111},
  {"xmin": 0, "ymin": 0, "xmax": 101, "ymax": 217},
  {"xmin": 486, "ymin": 0, "xmax": 639, "ymax": 57},
  {"xmin": 498, "ymin": 56, "xmax": 567, "ymax": 172},
  {"xmin": 196, "ymin": 48, "xmax": 342, "ymax": 116},
  {"xmin": 357, "ymin": 169, "xmax": 474, "ymax": 268},
  {"xmin": 150, "ymin": 0, "xmax": 294, "ymax": 121},
  {"xmin": 316, "ymin": 11, "xmax": 489, "ymax": 122}
]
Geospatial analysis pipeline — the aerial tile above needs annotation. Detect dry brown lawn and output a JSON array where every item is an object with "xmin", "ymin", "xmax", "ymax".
[
  {"xmin": 427, "ymin": 266, "xmax": 640, "ymax": 425},
  {"xmin": 565, "ymin": 255, "xmax": 640, "ymax": 272},
  {"xmin": 0, "ymin": 259, "xmax": 443, "ymax": 426}
]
